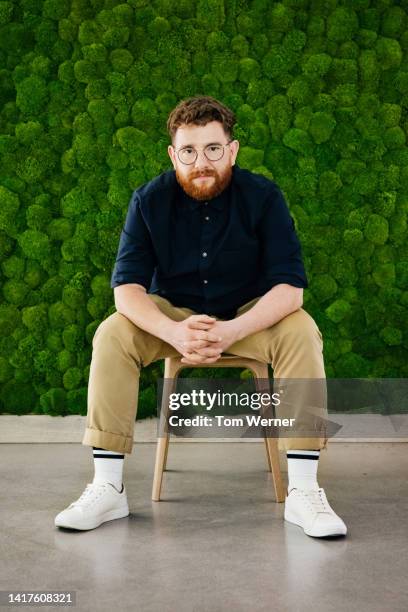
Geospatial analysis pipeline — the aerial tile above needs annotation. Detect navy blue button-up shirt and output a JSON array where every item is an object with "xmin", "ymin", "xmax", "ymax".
[{"xmin": 110, "ymin": 164, "xmax": 308, "ymax": 320}]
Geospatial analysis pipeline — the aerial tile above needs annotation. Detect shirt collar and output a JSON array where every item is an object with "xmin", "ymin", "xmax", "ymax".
[{"xmin": 176, "ymin": 167, "xmax": 236, "ymax": 211}]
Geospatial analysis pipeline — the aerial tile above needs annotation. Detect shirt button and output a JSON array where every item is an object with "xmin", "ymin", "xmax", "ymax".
[
  {"xmin": 204, "ymin": 202, "xmax": 208, "ymax": 205},
  {"xmin": 202, "ymin": 251, "xmax": 207, "ymax": 257},
  {"xmin": 203, "ymin": 279, "xmax": 208, "ymax": 284},
  {"xmin": 205, "ymin": 216, "xmax": 210, "ymax": 221}
]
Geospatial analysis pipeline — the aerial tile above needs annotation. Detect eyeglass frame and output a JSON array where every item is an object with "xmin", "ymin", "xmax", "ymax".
[{"xmin": 173, "ymin": 140, "xmax": 234, "ymax": 165}]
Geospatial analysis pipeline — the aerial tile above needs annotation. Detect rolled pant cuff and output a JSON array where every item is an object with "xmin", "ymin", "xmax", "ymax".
[
  {"xmin": 278, "ymin": 437, "xmax": 328, "ymax": 452},
  {"xmin": 82, "ymin": 427, "xmax": 133, "ymax": 454}
]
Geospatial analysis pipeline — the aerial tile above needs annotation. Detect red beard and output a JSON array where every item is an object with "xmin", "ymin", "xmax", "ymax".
[{"xmin": 175, "ymin": 165, "xmax": 233, "ymax": 201}]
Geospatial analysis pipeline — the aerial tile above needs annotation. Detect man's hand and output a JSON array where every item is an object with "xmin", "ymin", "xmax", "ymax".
[
  {"xmin": 166, "ymin": 315, "xmax": 224, "ymax": 364},
  {"xmin": 178, "ymin": 318, "xmax": 241, "ymax": 365}
]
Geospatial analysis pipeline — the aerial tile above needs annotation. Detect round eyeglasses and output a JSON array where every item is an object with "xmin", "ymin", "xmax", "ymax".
[{"xmin": 175, "ymin": 141, "xmax": 233, "ymax": 165}]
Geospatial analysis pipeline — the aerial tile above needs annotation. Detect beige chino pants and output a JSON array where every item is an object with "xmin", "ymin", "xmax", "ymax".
[{"xmin": 82, "ymin": 294, "xmax": 328, "ymax": 454}]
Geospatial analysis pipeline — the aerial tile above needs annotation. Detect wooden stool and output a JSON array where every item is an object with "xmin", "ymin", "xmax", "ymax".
[{"xmin": 152, "ymin": 355, "xmax": 286, "ymax": 503}]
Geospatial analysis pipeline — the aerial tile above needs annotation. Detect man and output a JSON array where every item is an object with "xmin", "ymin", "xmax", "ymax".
[{"xmin": 55, "ymin": 96, "xmax": 347, "ymax": 538}]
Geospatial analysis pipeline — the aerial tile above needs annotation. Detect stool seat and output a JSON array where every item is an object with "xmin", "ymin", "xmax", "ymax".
[{"xmin": 152, "ymin": 354, "xmax": 286, "ymax": 503}]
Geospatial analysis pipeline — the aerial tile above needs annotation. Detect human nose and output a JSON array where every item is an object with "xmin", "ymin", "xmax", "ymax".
[{"xmin": 193, "ymin": 148, "xmax": 211, "ymax": 169}]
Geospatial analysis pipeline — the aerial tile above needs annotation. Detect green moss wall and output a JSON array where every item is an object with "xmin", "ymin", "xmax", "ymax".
[{"xmin": 0, "ymin": 0, "xmax": 407, "ymax": 417}]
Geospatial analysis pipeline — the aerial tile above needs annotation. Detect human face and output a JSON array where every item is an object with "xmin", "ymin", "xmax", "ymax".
[{"xmin": 168, "ymin": 121, "xmax": 239, "ymax": 201}]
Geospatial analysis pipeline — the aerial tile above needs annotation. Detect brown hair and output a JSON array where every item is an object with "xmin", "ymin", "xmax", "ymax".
[{"xmin": 167, "ymin": 95, "xmax": 236, "ymax": 144}]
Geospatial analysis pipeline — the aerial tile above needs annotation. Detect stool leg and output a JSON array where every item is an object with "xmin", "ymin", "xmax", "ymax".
[
  {"xmin": 251, "ymin": 364, "xmax": 286, "ymax": 503},
  {"xmin": 264, "ymin": 437, "xmax": 285, "ymax": 502},
  {"xmin": 152, "ymin": 360, "xmax": 181, "ymax": 501},
  {"xmin": 163, "ymin": 433, "xmax": 170, "ymax": 471},
  {"xmin": 263, "ymin": 436, "xmax": 272, "ymax": 471}
]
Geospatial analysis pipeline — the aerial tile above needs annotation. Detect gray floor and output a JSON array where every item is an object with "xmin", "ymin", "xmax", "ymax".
[{"xmin": 0, "ymin": 442, "xmax": 407, "ymax": 612}]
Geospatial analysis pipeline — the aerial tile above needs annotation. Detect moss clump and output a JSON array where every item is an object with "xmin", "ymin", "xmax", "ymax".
[
  {"xmin": 364, "ymin": 214, "xmax": 389, "ymax": 245},
  {"xmin": 325, "ymin": 299, "xmax": 351, "ymax": 323}
]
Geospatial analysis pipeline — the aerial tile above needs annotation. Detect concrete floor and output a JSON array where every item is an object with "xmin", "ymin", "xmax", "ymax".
[{"xmin": 0, "ymin": 442, "xmax": 407, "ymax": 612}]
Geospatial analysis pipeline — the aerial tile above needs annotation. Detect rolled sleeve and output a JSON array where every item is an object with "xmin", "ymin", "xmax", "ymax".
[
  {"xmin": 110, "ymin": 190, "xmax": 157, "ymax": 290},
  {"xmin": 257, "ymin": 183, "xmax": 308, "ymax": 290}
]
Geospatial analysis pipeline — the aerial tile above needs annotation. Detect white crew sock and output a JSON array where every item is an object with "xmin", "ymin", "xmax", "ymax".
[
  {"xmin": 286, "ymin": 449, "xmax": 320, "ymax": 494},
  {"xmin": 92, "ymin": 447, "xmax": 124, "ymax": 492}
]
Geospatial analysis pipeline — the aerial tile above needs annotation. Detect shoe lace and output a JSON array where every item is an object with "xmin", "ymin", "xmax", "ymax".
[
  {"xmin": 69, "ymin": 483, "xmax": 108, "ymax": 509},
  {"xmin": 301, "ymin": 488, "xmax": 331, "ymax": 514}
]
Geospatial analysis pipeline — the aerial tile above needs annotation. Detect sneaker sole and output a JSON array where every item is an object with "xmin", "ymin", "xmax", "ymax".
[
  {"xmin": 55, "ymin": 504, "xmax": 130, "ymax": 531},
  {"xmin": 284, "ymin": 509, "xmax": 347, "ymax": 537}
]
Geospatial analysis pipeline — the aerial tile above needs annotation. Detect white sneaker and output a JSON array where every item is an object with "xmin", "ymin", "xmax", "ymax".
[
  {"xmin": 54, "ymin": 482, "xmax": 129, "ymax": 531},
  {"xmin": 284, "ymin": 487, "xmax": 347, "ymax": 537}
]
